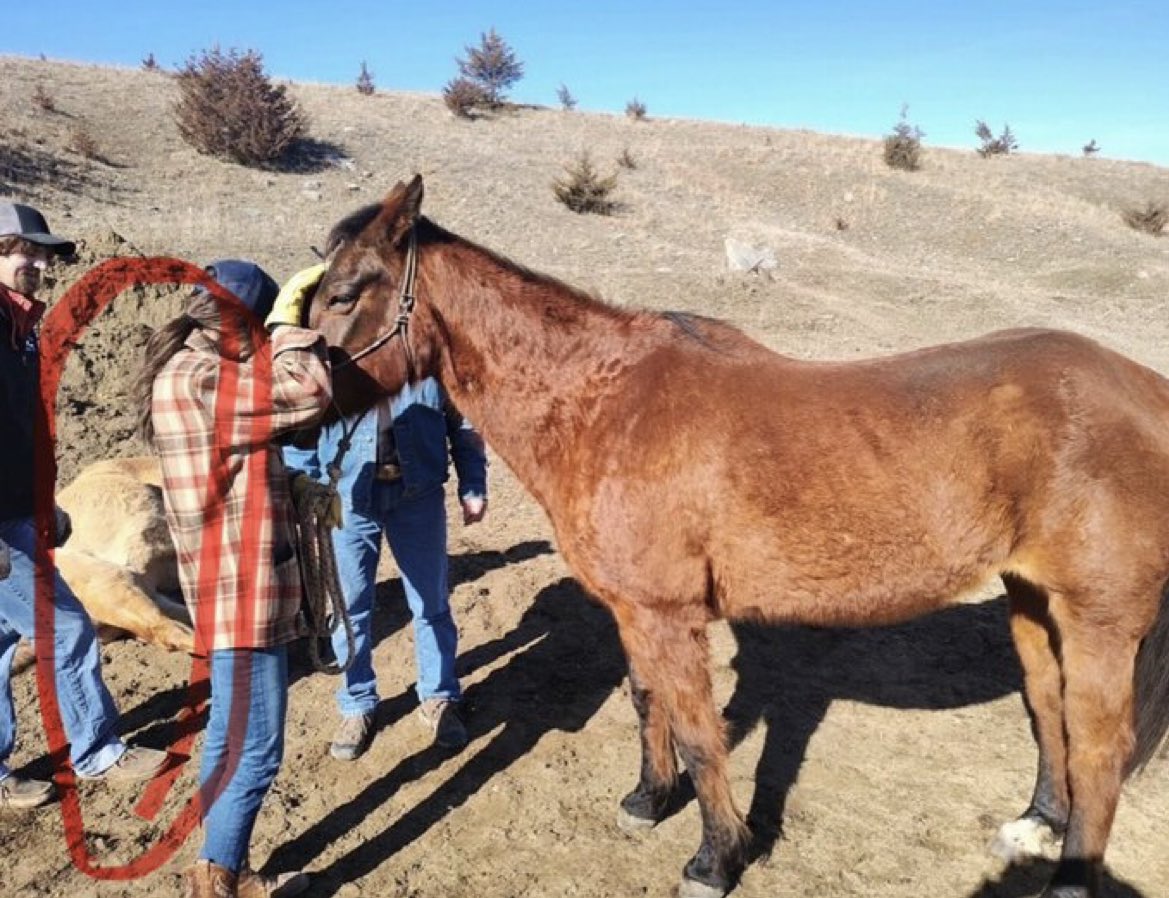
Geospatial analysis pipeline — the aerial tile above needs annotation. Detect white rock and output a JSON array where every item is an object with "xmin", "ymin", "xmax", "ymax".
[{"xmin": 725, "ymin": 237, "xmax": 777, "ymax": 272}]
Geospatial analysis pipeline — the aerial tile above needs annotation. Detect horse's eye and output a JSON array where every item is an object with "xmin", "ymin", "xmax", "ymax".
[{"xmin": 326, "ymin": 291, "xmax": 358, "ymax": 309}]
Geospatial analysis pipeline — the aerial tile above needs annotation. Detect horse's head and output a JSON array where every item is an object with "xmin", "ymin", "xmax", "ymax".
[{"xmin": 309, "ymin": 175, "xmax": 439, "ymax": 415}]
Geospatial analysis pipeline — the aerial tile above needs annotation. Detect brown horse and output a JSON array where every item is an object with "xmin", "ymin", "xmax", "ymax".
[{"xmin": 308, "ymin": 176, "xmax": 1169, "ymax": 898}]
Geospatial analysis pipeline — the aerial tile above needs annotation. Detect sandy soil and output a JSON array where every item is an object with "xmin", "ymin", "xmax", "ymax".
[{"xmin": 2, "ymin": 56, "xmax": 1169, "ymax": 898}]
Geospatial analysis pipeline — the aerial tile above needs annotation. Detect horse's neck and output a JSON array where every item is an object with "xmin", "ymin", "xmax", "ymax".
[{"xmin": 423, "ymin": 240, "xmax": 634, "ymax": 502}]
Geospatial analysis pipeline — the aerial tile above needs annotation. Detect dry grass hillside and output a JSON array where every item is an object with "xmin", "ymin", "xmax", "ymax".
[{"xmin": 2, "ymin": 55, "xmax": 1169, "ymax": 898}]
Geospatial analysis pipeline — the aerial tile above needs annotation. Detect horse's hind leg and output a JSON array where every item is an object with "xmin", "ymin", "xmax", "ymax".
[
  {"xmin": 616, "ymin": 660, "xmax": 678, "ymax": 832},
  {"xmin": 1043, "ymin": 596, "xmax": 1142, "ymax": 898},
  {"xmin": 994, "ymin": 574, "xmax": 1068, "ymax": 861},
  {"xmin": 617, "ymin": 607, "xmax": 748, "ymax": 898}
]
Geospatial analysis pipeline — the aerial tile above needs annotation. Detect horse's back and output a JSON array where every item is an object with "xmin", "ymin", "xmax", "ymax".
[{"xmin": 569, "ymin": 325, "xmax": 1169, "ymax": 627}]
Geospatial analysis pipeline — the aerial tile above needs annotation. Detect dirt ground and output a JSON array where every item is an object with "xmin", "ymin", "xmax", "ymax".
[{"xmin": 2, "ymin": 56, "xmax": 1169, "ymax": 898}]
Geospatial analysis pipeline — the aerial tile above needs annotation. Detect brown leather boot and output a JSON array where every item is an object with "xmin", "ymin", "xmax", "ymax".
[
  {"xmin": 237, "ymin": 866, "xmax": 309, "ymax": 898},
  {"xmin": 182, "ymin": 860, "xmax": 237, "ymax": 898}
]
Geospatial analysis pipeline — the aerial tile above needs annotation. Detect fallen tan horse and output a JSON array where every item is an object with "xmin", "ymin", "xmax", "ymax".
[{"xmin": 55, "ymin": 456, "xmax": 193, "ymax": 653}]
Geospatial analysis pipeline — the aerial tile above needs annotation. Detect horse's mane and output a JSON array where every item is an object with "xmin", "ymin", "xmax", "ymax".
[
  {"xmin": 328, "ymin": 204, "xmax": 734, "ymax": 351},
  {"xmin": 661, "ymin": 311, "xmax": 735, "ymax": 351},
  {"xmin": 326, "ymin": 203, "xmax": 381, "ymax": 255}
]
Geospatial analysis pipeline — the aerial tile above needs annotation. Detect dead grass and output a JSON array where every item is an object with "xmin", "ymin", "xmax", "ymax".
[
  {"xmin": 65, "ymin": 125, "xmax": 100, "ymax": 160},
  {"xmin": 1122, "ymin": 201, "xmax": 1167, "ymax": 236}
]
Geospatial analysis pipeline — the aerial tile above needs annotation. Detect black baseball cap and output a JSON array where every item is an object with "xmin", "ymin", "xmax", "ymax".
[{"xmin": 0, "ymin": 202, "xmax": 76, "ymax": 256}]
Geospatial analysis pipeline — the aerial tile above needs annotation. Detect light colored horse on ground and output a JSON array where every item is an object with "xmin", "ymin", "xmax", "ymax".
[{"xmin": 55, "ymin": 456, "xmax": 193, "ymax": 653}]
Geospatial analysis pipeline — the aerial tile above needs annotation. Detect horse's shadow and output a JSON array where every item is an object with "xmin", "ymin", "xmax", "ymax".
[
  {"xmin": 711, "ymin": 598, "xmax": 1150, "ymax": 897},
  {"xmin": 965, "ymin": 858, "xmax": 1146, "ymax": 898},
  {"xmin": 269, "ymin": 586, "xmax": 1153, "ymax": 897},
  {"xmin": 720, "ymin": 598, "xmax": 1023, "ymax": 858},
  {"xmin": 265, "ymin": 574, "xmax": 627, "ymax": 895}
]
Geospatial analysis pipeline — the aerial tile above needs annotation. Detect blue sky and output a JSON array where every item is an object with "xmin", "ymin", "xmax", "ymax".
[{"xmin": 5, "ymin": 1, "xmax": 1167, "ymax": 165}]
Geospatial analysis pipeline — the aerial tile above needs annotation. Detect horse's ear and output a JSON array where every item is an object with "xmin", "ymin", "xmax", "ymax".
[
  {"xmin": 379, "ymin": 175, "xmax": 425, "ymax": 247},
  {"xmin": 403, "ymin": 174, "xmax": 424, "ymax": 220}
]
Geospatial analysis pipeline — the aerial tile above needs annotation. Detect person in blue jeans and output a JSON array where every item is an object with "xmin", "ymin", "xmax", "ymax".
[
  {"xmin": 139, "ymin": 258, "xmax": 330, "ymax": 897},
  {"xmin": 0, "ymin": 202, "xmax": 168, "ymax": 810},
  {"xmin": 285, "ymin": 375, "xmax": 488, "ymax": 759}
]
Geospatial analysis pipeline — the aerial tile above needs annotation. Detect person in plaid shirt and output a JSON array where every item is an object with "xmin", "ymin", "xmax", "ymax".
[{"xmin": 136, "ymin": 260, "xmax": 330, "ymax": 898}]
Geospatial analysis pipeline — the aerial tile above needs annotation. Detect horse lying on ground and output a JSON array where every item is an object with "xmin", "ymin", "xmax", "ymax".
[
  {"xmin": 55, "ymin": 457, "xmax": 193, "ymax": 653},
  {"xmin": 307, "ymin": 175, "xmax": 1169, "ymax": 898}
]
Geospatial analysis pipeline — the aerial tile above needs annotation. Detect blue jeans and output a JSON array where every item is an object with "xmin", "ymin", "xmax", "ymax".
[
  {"xmin": 0, "ymin": 518, "xmax": 124, "ymax": 779},
  {"xmin": 331, "ymin": 480, "xmax": 459, "ymax": 718},
  {"xmin": 200, "ymin": 646, "xmax": 288, "ymax": 873}
]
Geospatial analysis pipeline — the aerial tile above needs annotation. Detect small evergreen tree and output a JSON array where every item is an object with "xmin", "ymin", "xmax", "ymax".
[
  {"xmin": 173, "ymin": 47, "xmax": 307, "ymax": 166},
  {"xmin": 356, "ymin": 61, "xmax": 376, "ymax": 96},
  {"xmin": 557, "ymin": 83, "xmax": 577, "ymax": 111},
  {"xmin": 443, "ymin": 77, "xmax": 490, "ymax": 118},
  {"xmin": 141, "ymin": 52, "xmax": 161, "ymax": 72},
  {"xmin": 975, "ymin": 120, "xmax": 1018, "ymax": 157},
  {"xmin": 66, "ymin": 126, "xmax": 100, "ymax": 160},
  {"xmin": 456, "ymin": 28, "xmax": 524, "ymax": 107},
  {"xmin": 553, "ymin": 152, "xmax": 619, "ymax": 215},
  {"xmin": 625, "ymin": 97, "xmax": 648, "ymax": 121},
  {"xmin": 1082, "ymin": 139, "xmax": 1100, "ymax": 158},
  {"xmin": 32, "ymin": 83, "xmax": 55, "ymax": 112},
  {"xmin": 883, "ymin": 104, "xmax": 924, "ymax": 171}
]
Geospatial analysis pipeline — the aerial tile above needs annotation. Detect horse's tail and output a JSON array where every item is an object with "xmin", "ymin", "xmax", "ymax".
[{"xmin": 1130, "ymin": 582, "xmax": 1169, "ymax": 773}]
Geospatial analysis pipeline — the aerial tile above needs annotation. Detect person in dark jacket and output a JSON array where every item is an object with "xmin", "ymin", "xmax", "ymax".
[{"xmin": 0, "ymin": 202, "xmax": 167, "ymax": 810}]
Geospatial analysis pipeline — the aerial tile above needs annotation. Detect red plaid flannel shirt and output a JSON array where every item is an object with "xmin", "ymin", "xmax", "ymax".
[{"xmin": 151, "ymin": 326, "xmax": 331, "ymax": 652}]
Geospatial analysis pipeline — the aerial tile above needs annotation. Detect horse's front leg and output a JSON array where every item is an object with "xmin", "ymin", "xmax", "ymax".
[
  {"xmin": 620, "ymin": 608, "xmax": 749, "ymax": 898},
  {"xmin": 616, "ymin": 660, "xmax": 678, "ymax": 832}
]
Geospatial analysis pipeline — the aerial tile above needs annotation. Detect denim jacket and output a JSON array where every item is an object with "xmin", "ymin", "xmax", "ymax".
[{"xmin": 284, "ymin": 378, "xmax": 487, "ymax": 517}]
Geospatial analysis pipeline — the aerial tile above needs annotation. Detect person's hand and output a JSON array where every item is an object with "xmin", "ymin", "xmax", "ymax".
[
  {"xmin": 54, "ymin": 506, "xmax": 72, "ymax": 547},
  {"xmin": 0, "ymin": 537, "xmax": 11, "ymax": 580},
  {"xmin": 460, "ymin": 494, "xmax": 487, "ymax": 526},
  {"xmin": 266, "ymin": 263, "xmax": 327, "ymax": 329},
  {"xmin": 291, "ymin": 473, "xmax": 343, "ymax": 529}
]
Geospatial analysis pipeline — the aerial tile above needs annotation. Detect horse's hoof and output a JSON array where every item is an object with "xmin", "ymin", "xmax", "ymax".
[
  {"xmin": 677, "ymin": 877, "xmax": 728, "ymax": 898},
  {"xmin": 616, "ymin": 806, "xmax": 657, "ymax": 834},
  {"xmin": 991, "ymin": 816, "xmax": 1059, "ymax": 862}
]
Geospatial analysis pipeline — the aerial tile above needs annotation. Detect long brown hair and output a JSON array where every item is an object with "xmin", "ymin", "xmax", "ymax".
[{"xmin": 134, "ymin": 313, "xmax": 199, "ymax": 445}]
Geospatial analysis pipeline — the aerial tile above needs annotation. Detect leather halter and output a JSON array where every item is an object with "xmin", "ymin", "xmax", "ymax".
[
  {"xmin": 322, "ymin": 225, "xmax": 420, "ymax": 483},
  {"xmin": 333, "ymin": 224, "xmax": 418, "ymax": 380}
]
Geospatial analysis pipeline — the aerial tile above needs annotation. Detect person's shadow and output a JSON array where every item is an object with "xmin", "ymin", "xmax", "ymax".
[
  {"xmin": 286, "ymin": 538, "xmax": 556, "ymax": 689},
  {"xmin": 15, "ymin": 541, "xmax": 558, "ymax": 783},
  {"xmin": 265, "ymin": 574, "xmax": 627, "ymax": 895}
]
